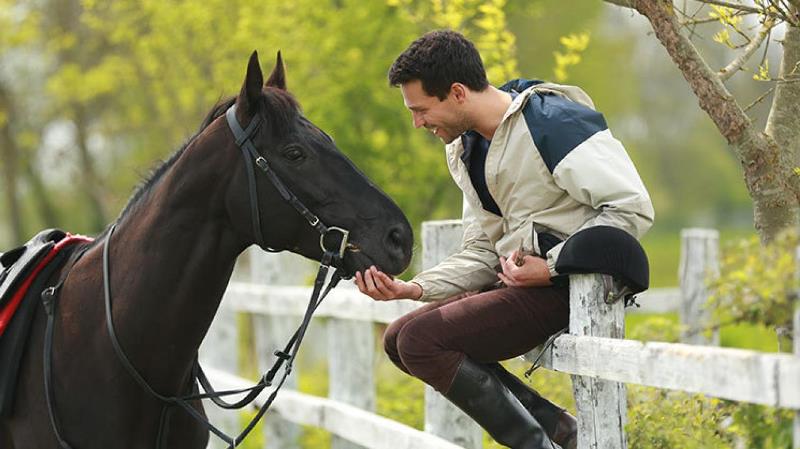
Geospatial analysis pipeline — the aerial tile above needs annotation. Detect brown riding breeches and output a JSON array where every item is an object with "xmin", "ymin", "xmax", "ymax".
[{"xmin": 383, "ymin": 285, "xmax": 570, "ymax": 393}]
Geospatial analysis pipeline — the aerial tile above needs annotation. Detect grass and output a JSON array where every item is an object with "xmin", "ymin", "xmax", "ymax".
[{"xmin": 640, "ymin": 227, "xmax": 758, "ymax": 288}]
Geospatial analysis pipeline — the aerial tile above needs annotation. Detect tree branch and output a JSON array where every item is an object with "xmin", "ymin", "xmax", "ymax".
[
  {"xmin": 693, "ymin": 0, "xmax": 797, "ymax": 24},
  {"xmin": 743, "ymin": 86, "xmax": 775, "ymax": 112},
  {"xmin": 719, "ymin": 17, "xmax": 776, "ymax": 81},
  {"xmin": 603, "ymin": 0, "xmax": 800, "ymax": 241},
  {"xmin": 606, "ymin": 0, "xmax": 750, "ymax": 143},
  {"xmin": 766, "ymin": 21, "xmax": 800, "ymax": 166}
]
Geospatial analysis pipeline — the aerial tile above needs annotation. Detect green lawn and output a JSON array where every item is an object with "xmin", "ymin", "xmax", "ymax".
[{"xmin": 640, "ymin": 227, "xmax": 758, "ymax": 288}]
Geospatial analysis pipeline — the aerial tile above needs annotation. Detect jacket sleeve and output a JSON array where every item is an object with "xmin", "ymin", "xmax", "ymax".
[
  {"xmin": 544, "ymin": 128, "xmax": 655, "ymax": 276},
  {"xmin": 411, "ymin": 196, "xmax": 500, "ymax": 301}
]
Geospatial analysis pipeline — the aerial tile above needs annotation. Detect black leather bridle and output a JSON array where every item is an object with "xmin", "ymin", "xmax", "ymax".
[{"xmin": 41, "ymin": 103, "xmax": 352, "ymax": 448}]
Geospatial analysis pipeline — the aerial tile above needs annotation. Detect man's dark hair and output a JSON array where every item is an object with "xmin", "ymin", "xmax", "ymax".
[{"xmin": 388, "ymin": 30, "xmax": 489, "ymax": 100}]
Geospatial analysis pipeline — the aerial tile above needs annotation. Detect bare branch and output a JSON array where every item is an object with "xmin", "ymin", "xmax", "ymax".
[
  {"xmin": 679, "ymin": 9, "xmax": 753, "ymax": 26},
  {"xmin": 695, "ymin": 0, "xmax": 771, "ymax": 15},
  {"xmin": 604, "ymin": 0, "xmax": 750, "ymax": 143},
  {"xmin": 602, "ymin": 0, "xmax": 800, "ymax": 240},
  {"xmin": 743, "ymin": 86, "xmax": 775, "ymax": 112},
  {"xmin": 693, "ymin": 0, "xmax": 796, "ymax": 24},
  {"xmin": 719, "ymin": 17, "xmax": 776, "ymax": 81}
]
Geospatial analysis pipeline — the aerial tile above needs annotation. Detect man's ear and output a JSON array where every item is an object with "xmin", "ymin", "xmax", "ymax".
[{"xmin": 450, "ymin": 83, "xmax": 468, "ymax": 103}]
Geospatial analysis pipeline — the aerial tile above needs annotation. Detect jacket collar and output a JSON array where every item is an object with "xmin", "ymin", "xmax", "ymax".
[{"xmin": 449, "ymin": 78, "xmax": 544, "ymax": 158}]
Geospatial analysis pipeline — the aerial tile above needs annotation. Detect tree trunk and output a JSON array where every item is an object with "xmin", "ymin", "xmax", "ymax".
[
  {"xmin": 73, "ymin": 105, "xmax": 107, "ymax": 232},
  {"xmin": 765, "ymin": 17, "xmax": 800, "ymax": 169},
  {"xmin": 0, "ymin": 85, "xmax": 24, "ymax": 243},
  {"xmin": 604, "ymin": 0, "xmax": 800, "ymax": 242},
  {"xmin": 21, "ymin": 153, "xmax": 60, "ymax": 228}
]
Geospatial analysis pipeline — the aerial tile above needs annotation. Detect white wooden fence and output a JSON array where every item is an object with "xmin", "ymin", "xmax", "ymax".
[{"xmin": 199, "ymin": 221, "xmax": 800, "ymax": 449}]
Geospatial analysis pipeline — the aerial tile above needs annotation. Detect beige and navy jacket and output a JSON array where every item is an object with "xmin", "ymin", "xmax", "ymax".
[{"xmin": 412, "ymin": 79, "xmax": 654, "ymax": 301}]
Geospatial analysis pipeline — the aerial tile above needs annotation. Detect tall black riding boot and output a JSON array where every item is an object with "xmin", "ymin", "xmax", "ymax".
[
  {"xmin": 490, "ymin": 363, "xmax": 578, "ymax": 449},
  {"xmin": 443, "ymin": 357, "xmax": 553, "ymax": 449}
]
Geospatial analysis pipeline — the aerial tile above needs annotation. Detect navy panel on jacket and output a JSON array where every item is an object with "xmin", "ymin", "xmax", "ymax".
[
  {"xmin": 522, "ymin": 92, "xmax": 608, "ymax": 173},
  {"xmin": 460, "ymin": 131, "xmax": 502, "ymax": 216},
  {"xmin": 499, "ymin": 78, "xmax": 545, "ymax": 94}
]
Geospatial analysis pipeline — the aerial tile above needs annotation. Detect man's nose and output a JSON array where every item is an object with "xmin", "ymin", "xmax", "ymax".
[{"xmin": 412, "ymin": 112, "xmax": 424, "ymax": 129}]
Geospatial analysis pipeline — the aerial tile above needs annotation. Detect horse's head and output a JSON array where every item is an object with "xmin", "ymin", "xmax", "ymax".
[{"xmin": 226, "ymin": 51, "xmax": 413, "ymax": 276}]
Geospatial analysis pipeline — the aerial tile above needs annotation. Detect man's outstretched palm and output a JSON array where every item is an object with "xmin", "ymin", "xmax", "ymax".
[{"xmin": 355, "ymin": 266, "xmax": 422, "ymax": 301}]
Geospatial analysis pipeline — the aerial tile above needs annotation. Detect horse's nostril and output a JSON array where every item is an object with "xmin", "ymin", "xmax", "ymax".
[
  {"xmin": 381, "ymin": 223, "xmax": 414, "ymax": 271},
  {"xmin": 389, "ymin": 229, "xmax": 403, "ymax": 246},
  {"xmin": 385, "ymin": 225, "xmax": 408, "ymax": 251}
]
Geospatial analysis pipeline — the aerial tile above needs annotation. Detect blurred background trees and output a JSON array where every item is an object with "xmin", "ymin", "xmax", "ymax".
[
  {"xmin": 0, "ymin": 0, "xmax": 792, "ymax": 285},
  {"xmin": 3, "ymin": 2, "xmax": 798, "ymax": 447}
]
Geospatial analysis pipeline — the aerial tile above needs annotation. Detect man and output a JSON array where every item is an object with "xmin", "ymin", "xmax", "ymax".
[{"xmin": 355, "ymin": 30, "xmax": 654, "ymax": 449}]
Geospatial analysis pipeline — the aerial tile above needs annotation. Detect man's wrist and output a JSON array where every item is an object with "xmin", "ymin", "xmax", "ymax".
[{"xmin": 408, "ymin": 282, "xmax": 423, "ymax": 300}]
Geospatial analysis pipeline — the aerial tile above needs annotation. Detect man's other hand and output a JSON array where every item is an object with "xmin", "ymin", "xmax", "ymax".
[
  {"xmin": 355, "ymin": 266, "xmax": 423, "ymax": 301},
  {"xmin": 498, "ymin": 252, "xmax": 553, "ymax": 287}
]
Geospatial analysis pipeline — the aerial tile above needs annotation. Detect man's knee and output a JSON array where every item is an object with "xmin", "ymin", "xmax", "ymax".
[
  {"xmin": 394, "ymin": 318, "xmax": 437, "ymax": 369},
  {"xmin": 383, "ymin": 318, "xmax": 405, "ymax": 359}
]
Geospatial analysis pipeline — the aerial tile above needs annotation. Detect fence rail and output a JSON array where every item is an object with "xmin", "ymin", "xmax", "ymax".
[{"xmin": 200, "ymin": 222, "xmax": 800, "ymax": 449}]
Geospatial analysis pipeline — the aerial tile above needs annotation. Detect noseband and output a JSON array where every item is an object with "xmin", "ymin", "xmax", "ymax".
[
  {"xmin": 225, "ymin": 104, "xmax": 351, "ymax": 263},
  {"xmin": 40, "ymin": 104, "xmax": 354, "ymax": 449}
]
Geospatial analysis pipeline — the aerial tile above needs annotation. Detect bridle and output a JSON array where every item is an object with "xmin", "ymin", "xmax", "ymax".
[
  {"xmin": 226, "ymin": 104, "xmax": 351, "ymax": 259},
  {"xmin": 41, "ymin": 103, "xmax": 353, "ymax": 448}
]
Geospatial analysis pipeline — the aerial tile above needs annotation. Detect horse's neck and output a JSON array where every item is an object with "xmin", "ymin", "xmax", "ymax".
[{"xmin": 107, "ymin": 128, "xmax": 245, "ymax": 392}]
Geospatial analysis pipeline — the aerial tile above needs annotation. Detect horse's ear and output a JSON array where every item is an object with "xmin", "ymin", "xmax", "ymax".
[
  {"xmin": 265, "ymin": 51, "xmax": 287, "ymax": 91},
  {"xmin": 238, "ymin": 50, "xmax": 264, "ymax": 114}
]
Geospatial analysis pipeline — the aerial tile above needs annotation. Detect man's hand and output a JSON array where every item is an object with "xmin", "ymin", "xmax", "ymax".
[
  {"xmin": 355, "ymin": 266, "xmax": 423, "ymax": 301},
  {"xmin": 498, "ymin": 251, "xmax": 553, "ymax": 287}
]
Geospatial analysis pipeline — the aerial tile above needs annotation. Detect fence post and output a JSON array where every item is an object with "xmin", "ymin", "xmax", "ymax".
[
  {"xmin": 569, "ymin": 273, "xmax": 627, "ymax": 449},
  {"xmin": 679, "ymin": 228, "xmax": 720, "ymax": 345},
  {"xmin": 794, "ymin": 247, "xmax": 800, "ymax": 449},
  {"xmin": 250, "ymin": 248, "xmax": 314, "ymax": 449},
  {"xmin": 421, "ymin": 220, "xmax": 483, "ymax": 449},
  {"xmin": 198, "ymin": 277, "xmax": 240, "ymax": 449},
  {"xmin": 329, "ymin": 281, "xmax": 376, "ymax": 449}
]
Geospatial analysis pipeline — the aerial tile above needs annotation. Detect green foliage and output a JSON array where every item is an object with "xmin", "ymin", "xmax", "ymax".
[
  {"xmin": 628, "ymin": 386, "xmax": 795, "ymax": 449},
  {"xmin": 709, "ymin": 5, "xmax": 743, "ymax": 49},
  {"xmin": 376, "ymin": 355, "xmax": 425, "ymax": 429},
  {"xmin": 727, "ymin": 403, "xmax": 794, "ymax": 449},
  {"xmin": 626, "ymin": 313, "xmax": 680, "ymax": 343},
  {"xmin": 0, "ymin": 1, "xmax": 40, "ymax": 48},
  {"xmin": 388, "ymin": 0, "xmax": 519, "ymax": 84},
  {"xmin": 754, "ymin": 60, "xmax": 771, "ymax": 81},
  {"xmin": 553, "ymin": 32, "xmax": 590, "ymax": 82},
  {"xmin": 708, "ymin": 229, "xmax": 798, "ymax": 336},
  {"xmin": 627, "ymin": 387, "xmax": 736, "ymax": 449}
]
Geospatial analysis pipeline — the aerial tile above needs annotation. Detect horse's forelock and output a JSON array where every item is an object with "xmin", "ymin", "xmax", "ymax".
[{"xmin": 260, "ymin": 87, "xmax": 300, "ymax": 135}]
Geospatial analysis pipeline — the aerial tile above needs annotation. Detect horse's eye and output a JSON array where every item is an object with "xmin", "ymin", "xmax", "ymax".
[{"xmin": 283, "ymin": 147, "xmax": 305, "ymax": 162}]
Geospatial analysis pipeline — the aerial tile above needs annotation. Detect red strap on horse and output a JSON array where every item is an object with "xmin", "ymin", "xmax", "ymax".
[{"xmin": 0, "ymin": 235, "xmax": 94, "ymax": 338}]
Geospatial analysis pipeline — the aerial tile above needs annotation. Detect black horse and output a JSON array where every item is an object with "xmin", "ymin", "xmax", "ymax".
[{"xmin": 0, "ymin": 51, "xmax": 413, "ymax": 448}]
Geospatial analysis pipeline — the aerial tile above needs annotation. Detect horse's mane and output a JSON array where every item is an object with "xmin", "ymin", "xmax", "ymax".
[{"xmin": 88, "ymin": 87, "xmax": 300, "ymax": 246}]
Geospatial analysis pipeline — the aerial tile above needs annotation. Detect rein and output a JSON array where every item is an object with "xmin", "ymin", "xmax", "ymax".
[{"xmin": 41, "ymin": 103, "xmax": 351, "ymax": 448}]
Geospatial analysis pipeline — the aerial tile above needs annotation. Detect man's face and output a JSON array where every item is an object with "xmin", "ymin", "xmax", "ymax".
[{"xmin": 400, "ymin": 80, "xmax": 468, "ymax": 144}]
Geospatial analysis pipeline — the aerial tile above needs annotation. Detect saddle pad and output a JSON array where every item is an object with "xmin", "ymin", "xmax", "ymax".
[
  {"xmin": 0, "ymin": 235, "xmax": 93, "ymax": 417},
  {"xmin": 0, "ymin": 229, "xmax": 71, "ymax": 312},
  {"xmin": 0, "ymin": 235, "xmax": 92, "ymax": 337}
]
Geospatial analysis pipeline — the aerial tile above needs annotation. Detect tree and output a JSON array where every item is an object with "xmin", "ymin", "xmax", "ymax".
[
  {"xmin": 0, "ymin": 83, "xmax": 23, "ymax": 243},
  {"xmin": 602, "ymin": 0, "xmax": 800, "ymax": 243}
]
